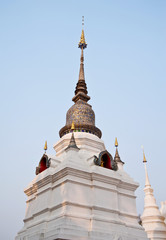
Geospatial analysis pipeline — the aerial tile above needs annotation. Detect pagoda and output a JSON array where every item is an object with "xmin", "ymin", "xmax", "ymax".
[{"xmin": 15, "ymin": 24, "xmax": 148, "ymax": 240}]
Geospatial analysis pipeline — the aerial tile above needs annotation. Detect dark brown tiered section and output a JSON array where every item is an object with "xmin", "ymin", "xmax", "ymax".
[
  {"xmin": 72, "ymin": 47, "xmax": 90, "ymax": 103},
  {"xmin": 59, "ymin": 30, "xmax": 102, "ymax": 139}
]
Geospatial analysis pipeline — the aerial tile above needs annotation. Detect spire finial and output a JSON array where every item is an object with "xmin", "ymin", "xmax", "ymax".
[
  {"xmin": 141, "ymin": 146, "xmax": 147, "ymax": 163},
  {"xmin": 143, "ymin": 150, "xmax": 147, "ymax": 163},
  {"xmin": 114, "ymin": 138, "xmax": 124, "ymax": 164},
  {"xmin": 115, "ymin": 137, "xmax": 118, "ymax": 147},
  {"xmin": 142, "ymin": 146, "xmax": 150, "ymax": 187},
  {"xmin": 78, "ymin": 17, "xmax": 87, "ymax": 49},
  {"xmin": 44, "ymin": 140, "xmax": 47, "ymax": 153},
  {"xmin": 82, "ymin": 16, "xmax": 84, "ymax": 29}
]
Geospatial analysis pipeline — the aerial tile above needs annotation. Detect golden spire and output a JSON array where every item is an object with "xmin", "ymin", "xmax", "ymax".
[
  {"xmin": 71, "ymin": 122, "xmax": 75, "ymax": 130},
  {"xmin": 78, "ymin": 16, "xmax": 87, "ymax": 49},
  {"xmin": 142, "ymin": 146, "xmax": 147, "ymax": 163},
  {"xmin": 44, "ymin": 140, "xmax": 47, "ymax": 153},
  {"xmin": 143, "ymin": 150, "xmax": 147, "ymax": 163},
  {"xmin": 72, "ymin": 16, "xmax": 90, "ymax": 103},
  {"xmin": 142, "ymin": 148, "xmax": 150, "ymax": 187},
  {"xmin": 115, "ymin": 137, "xmax": 118, "ymax": 147},
  {"xmin": 114, "ymin": 138, "xmax": 124, "ymax": 164},
  {"xmin": 79, "ymin": 30, "xmax": 86, "ymax": 45}
]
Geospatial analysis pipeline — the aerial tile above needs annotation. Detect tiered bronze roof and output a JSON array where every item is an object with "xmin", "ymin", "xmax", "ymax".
[{"xmin": 59, "ymin": 28, "xmax": 102, "ymax": 138}]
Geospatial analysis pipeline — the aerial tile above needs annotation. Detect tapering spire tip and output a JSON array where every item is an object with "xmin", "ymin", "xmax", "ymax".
[
  {"xmin": 115, "ymin": 137, "xmax": 118, "ymax": 147},
  {"xmin": 44, "ymin": 140, "xmax": 47, "ymax": 153},
  {"xmin": 78, "ymin": 16, "xmax": 87, "ymax": 49},
  {"xmin": 142, "ymin": 146, "xmax": 147, "ymax": 163}
]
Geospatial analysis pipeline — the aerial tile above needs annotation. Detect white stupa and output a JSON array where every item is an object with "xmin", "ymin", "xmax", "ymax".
[
  {"xmin": 141, "ymin": 151, "xmax": 166, "ymax": 239},
  {"xmin": 15, "ymin": 27, "xmax": 148, "ymax": 240}
]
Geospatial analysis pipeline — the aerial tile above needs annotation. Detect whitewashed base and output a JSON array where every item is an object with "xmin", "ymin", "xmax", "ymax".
[{"xmin": 16, "ymin": 133, "xmax": 148, "ymax": 240}]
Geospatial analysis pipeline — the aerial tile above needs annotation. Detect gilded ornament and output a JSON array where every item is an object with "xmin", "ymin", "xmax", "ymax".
[
  {"xmin": 44, "ymin": 141, "xmax": 47, "ymax": 151},
  {"xmin": 115, "ymin": 137, "xmax": 118, "ymax": 147},
  {"xmin": 143, "ymin": 150, "xmax": 147, "ymax": 163}
]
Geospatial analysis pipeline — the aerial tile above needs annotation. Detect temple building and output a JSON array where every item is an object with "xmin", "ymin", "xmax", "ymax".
[{"xmin": 15, "ymin": 25, "xmax": 165, "ymax": 240}]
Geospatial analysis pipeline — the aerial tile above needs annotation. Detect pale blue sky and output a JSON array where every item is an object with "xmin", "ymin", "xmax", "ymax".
[{"xmin": 0, "ymin": 1, "xmax": 166, "ymax": 239}]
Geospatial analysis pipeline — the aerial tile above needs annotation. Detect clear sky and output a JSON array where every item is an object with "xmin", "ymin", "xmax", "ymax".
[{"xmin": 0, "ymin": 1, "xmax": 166, "ymax": 239}]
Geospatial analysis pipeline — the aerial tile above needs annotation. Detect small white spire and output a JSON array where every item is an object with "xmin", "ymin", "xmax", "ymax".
[
  {"xmin": 142, "ymin": 147, "xmax": 151, "ymax": 187},
  {"xmin": 144, "ymin": 163, "xmax": 151, "ymax": 187},
  {"xmin": 141, "ymin": 149, "xmax": 166, "ymax": 239},
  {"xmin": 143, "ymin": 151, "xmax": 151, "ymax": 187}
]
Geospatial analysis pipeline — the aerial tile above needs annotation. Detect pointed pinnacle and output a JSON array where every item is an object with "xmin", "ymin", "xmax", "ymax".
[
  {"xmin": 44, "ymin": 141, "xmax": 47, "ymax": 152},
  {"xmin": 114, "ymin": 139, "xmax": 124, "ymax": 164},
  {"xmin": 78, "ymin": 29, "xmax": 87, "ymax": 49},
  {"xmin": 65, "ymin": 132, "xmax": 80, "ymax": 151},
  {"xmin": 115, "ymin": 137, "xmax": 118, "ymax": 147},
  {"xmin": 143, "ymin": 150, "xmax": 147, "ymax": 163}
]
